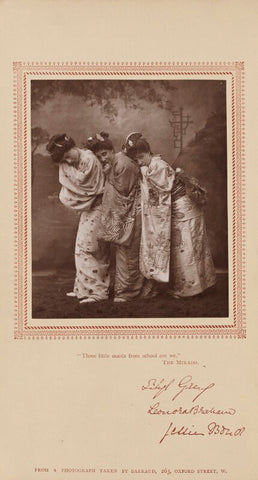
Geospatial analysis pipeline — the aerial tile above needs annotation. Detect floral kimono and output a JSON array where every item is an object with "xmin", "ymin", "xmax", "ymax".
[
  {"xmin": 97, "ymin": 151, "xmax": 144, "ymax": 300},
  {"xmin": 140, "ymin": 155, "xmax": 175, "ymax": 282},
  {"xmin": 140, "ymin": 155, "xmax": 216, "ymax": 297},
  {"xmin": 59, "ymin": 148, "xmax": 110, "ymax": 301}
]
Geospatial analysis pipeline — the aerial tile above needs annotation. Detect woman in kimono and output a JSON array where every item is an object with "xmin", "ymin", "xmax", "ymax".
[
  {"xmin": 123, "ymin": 133, "xmax": 216, "ymax": 298},
  {"xmin": 85, "ymin": 132, "xmax": 145, "ymax": 302},
  {"xmin": 46, "ymin": 134, "xmax": 110, "ymax": 303}
]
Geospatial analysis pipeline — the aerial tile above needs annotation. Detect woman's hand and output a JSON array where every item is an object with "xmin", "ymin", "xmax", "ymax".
[
  {"xmin": 175, "ymin": 167, "xmax": 184, "ymax": 177},
  {"xmin": 174, "ymin": 167, "xmax": 186, "ymax": 184},
  {"xmin": 102, "ymin": 163, "xmax": 111, "ymax": 175}
]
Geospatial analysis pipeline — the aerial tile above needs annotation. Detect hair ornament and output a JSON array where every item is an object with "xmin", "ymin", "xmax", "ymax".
[{"xmin": 96, "ymin": 133, "xmax": 104, "ymax": 141}]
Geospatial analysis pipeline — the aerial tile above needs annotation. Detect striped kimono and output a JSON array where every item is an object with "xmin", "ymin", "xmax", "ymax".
[{"xmin": 97, "ymin": 152, "xmax": 144, "ymax": 301}]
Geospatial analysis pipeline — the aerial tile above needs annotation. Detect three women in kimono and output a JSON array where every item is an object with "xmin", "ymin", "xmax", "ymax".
[
  {"xmin": 47, "ymin": 131, "xmax": 216, "ymax": 303},
  {"xmin": 123, "ymin": 132, "xmax": 216, "ymax": 298}
]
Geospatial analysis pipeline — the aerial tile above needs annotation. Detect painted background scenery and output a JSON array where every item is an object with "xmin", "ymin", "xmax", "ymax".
[{"xmin": 31, "ymin": 79, "xmax": 228, "ymax": 318}]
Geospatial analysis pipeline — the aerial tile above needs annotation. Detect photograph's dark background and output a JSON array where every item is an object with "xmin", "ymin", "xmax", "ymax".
[{"xmin": 31, "ymin": 80, "xmax": 228, "ymax": 318}]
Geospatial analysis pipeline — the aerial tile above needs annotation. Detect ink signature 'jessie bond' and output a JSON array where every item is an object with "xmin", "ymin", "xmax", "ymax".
[
  {"xmin": 159, "ymin": 421, "xmax": 245, "ymax": 443},
  {"xmin": 141, "ymin": 375, "xmax": 215, "ymax": 402}
]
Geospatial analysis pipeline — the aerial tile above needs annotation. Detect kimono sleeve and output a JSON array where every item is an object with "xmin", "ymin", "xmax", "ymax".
[
  {"xmin": 59, "ymin": 150, "xmax": 105, "ymax": 196},
  {"xmin": 59, "ymin": 162, "xmax": 87, "ymax": 186},
  {"xmin": 145, "ymin": 156, "xmax": 175, "ymax": 193},
  {"xmin": 112, "ymin": 156, "xmax": 139, "ymax": 196}
]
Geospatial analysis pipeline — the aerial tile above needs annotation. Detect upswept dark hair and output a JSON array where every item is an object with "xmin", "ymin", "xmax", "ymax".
[
  {"xmin": 85, "ymin": 132, "xmax": 114, "ymax": 154},
  {"xmin": 123, "ymin": 132, "xmax": 151, "ymax": 159},
  {"xmin": 46, "ymin": 133, "xmax": 75, "ymax": 163}
]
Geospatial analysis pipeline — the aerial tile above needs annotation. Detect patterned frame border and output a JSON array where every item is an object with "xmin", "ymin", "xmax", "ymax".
[{"xmin": 13, "ymin": 61, "xmax": 246, "ymax": 340}]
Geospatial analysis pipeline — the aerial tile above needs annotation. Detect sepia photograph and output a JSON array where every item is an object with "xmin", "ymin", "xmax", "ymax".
[
  {"xmin": 2, "ymin": 0, "xmax": 256, "ymax": 477},
  {"xmin": 31, "ymin": 79, "xmax": 228, "ymax": 319}
]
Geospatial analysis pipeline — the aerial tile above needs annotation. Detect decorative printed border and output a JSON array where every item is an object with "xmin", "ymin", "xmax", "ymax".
[{"xmin": 13, "ymin": 62, "xmax": 246, "ymax": 339}]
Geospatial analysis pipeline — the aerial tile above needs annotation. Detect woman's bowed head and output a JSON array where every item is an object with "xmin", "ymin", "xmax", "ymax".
[
  {"xmin": 123, "ymin": 132, "xmax": 153, "ymax": 166},
  {"xmin": 46, "ymin": 133, "xmax": 77, "ymax": 164},
  {"xmin": 124, "ymin": 132, "xmax": 181, "ymax": 174},
  {"xmin": 123, "ymin": 133, "xmax": 204, "ymax": 199},
  {"xmin": 85, "ymin": 132, "xmax": 114, "ymax": 172}
]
